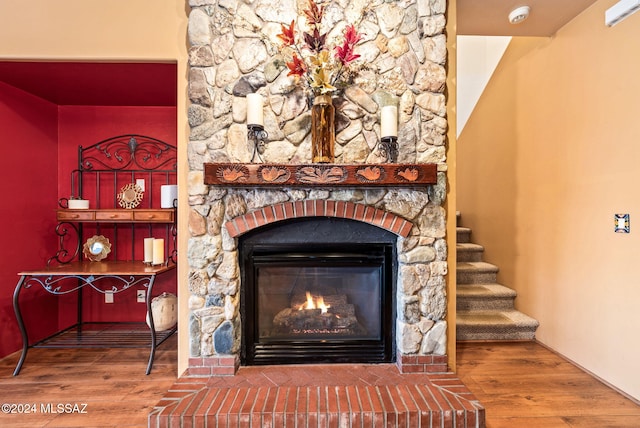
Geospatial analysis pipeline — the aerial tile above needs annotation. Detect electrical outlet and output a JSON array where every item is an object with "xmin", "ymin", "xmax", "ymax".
[
  {"xmin": 105, "ymin": 292, "xmax": 114, "ymax": 303},
  {"xmin": 136, "ymin": 290, "xmax": 146, "ymax": 303},
  {"xmin": 136, "ymin": 178, "xmax": 145, "ymax": 192}
]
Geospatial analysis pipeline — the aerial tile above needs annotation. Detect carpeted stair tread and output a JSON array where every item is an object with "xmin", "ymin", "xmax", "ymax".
[
  {"xmin": 457, "ymin": 310, "xmax": 538, "ymax": 326},
  {"xmin": 457, "ymin": 261, "xmax": 499, "ymax": 273},
  {"xmin": 456, "ymin": 243, "xmax": 485, "ymax": 262},
  {"xmin": 457, "ymin": 283, "xmax": 517, "ymax": 298},
  {"xmin": 457, "ymin": 262, "xmax": 499, "ymax": 284},
  {"xmin": 457, "ymin": 284, "xmax": 517, "ymax": 311},
  {"xmin": 456, "ymin": 310, "xmax": 539, "ymax": 341}
]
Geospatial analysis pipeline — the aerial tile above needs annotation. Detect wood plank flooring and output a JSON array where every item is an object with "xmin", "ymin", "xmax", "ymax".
[
  {"xmin": 0, "ymin": 338, "xmax": 638, "ymax": 427},
  {"xmin": 0, "ymin": 334, "xmax": 178, "ymax": 428},
  {"xmin": 456, "ymin": 341, "xmax": 640, "ymax": 427}
]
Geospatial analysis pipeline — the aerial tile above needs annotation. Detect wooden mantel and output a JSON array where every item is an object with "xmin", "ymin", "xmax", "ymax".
[{"xmin": 203, "ymin": 163, "xmax": 437, "ymax": 187}]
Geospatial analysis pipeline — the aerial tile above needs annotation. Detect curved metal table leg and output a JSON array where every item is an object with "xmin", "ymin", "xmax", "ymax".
[
  {"xmin": 12, "ymin": 275, "xmax": 29, "ymax": 376},
  {"xmin": 145, "ymin": 276, "xmax": 157, "ymax": 375}
]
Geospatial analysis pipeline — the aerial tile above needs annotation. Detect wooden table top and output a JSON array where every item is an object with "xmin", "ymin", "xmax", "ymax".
[{"xmin": 18, "ymin": 260, "xmax": 176, "ymax": 276}]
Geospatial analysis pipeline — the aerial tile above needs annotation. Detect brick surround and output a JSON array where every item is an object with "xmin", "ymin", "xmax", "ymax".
[
  {"xmin": 225, "ymin": 200, "xmax": 414, "ymax": 239},
  {"xmin": 186, "ymin": 352, "xmax": 448, "ymax": 378},
  {"xmin": 150, "ymin": 364, "xmax": 485, "ymax": 427}
]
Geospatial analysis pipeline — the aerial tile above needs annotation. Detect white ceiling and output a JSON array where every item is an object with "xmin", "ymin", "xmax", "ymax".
[{"xmin": 457, "ymin": 0, "xmax": 600, "ymax": 36}]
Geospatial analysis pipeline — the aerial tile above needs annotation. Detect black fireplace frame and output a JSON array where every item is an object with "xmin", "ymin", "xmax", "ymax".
[{"xmin": 239, "ymin": 217, "xmax": 397, "ymax": 366}]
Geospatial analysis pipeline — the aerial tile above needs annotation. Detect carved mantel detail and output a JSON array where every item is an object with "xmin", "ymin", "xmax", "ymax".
[{"xmin": 204, "ymin": 163, "xmax": 437, "ymax": 187}]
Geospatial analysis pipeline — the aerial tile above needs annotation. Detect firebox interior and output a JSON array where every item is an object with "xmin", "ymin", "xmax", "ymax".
[{"xmin": 239, "ymin": 217, "xmax": 397, "ymax": 365}]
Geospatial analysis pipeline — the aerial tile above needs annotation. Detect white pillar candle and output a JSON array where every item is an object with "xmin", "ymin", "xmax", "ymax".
[
  {"xmin": 152, "ymin": 238, "xmax": 165, "ymax": 265},
  {"xmin": 160, "ymin": 185, "xmax": 178, "ymax": 209},
  {"xmin": 143, "ymin": 238, "xmax": 154, "ymax": 263},
  {"xmin": 381, "ymin": 105, "xmax": 398, "ymax": 138},
  {"xmin": 246, "ymin": 93, "xmax": 264, "ymax": 126}
]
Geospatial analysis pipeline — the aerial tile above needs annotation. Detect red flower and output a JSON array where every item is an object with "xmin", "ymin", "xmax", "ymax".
[
  {"xmin": 343, "ymin": 24, "xmax": 362, "ymax": 46},
  {"xmin": 335, "ymin": 25, "xmax": 362, "ymax": 65},
  {"xmin": 277, "ymin": 20, "xmax": 296, "ymax": 46},
  {"xmin": 286, "ymin": 54, "xmax": 307, "ymax": 77}
]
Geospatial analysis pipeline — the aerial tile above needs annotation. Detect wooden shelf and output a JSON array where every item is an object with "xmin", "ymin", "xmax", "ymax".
[
  {"xmin": 204, "ymin": 163, "xmax": 437, "ymax": 187},
  {"xmin": 57, "ymin": 208, "xmax": 174, "ymax": 223}
]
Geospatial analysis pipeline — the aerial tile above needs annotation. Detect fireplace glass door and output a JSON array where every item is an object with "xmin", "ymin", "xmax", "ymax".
[{"xmin": 242, "ymin": 244, "xmax": 394, "ymax": 365}]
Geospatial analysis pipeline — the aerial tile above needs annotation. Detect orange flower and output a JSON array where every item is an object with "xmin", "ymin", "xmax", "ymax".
[
  {"xmin": 286, "ymin": 53, "xmax": 307, "ymax": 77},
  {"xmin": 277, "ymin": 20, "xmax": 296, "ymax": 46}
]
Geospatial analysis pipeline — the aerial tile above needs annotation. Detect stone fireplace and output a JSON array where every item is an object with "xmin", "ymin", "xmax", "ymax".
[
  {"xmin": 152, "ymin": 1, "xmax": 487, "ymax": 425},
  {"xmin": 185, "ymin": 0, "xmax": 449, "ymax": 376}
]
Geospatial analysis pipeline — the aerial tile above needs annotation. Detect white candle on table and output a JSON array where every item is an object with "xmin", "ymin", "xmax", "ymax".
[
  {"xmin": 144, "ymin": 238, "xmax": 154, "ymax": 263},
  {"xmin": 381, "ymin": 105, "xmax": 398, "ymax": 138},
  {"xmin": 152, "ymin": 239, "xmax": 165, "ymax": 265},
  {"xmin": 246, "ymin": 93, "xmax": 264, "ymax": 126}
]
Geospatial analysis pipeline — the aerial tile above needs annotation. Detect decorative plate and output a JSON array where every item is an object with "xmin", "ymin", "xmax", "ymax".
[
  {"xmin": 83, "ymin": 235, "xmax": 112, "ymax": 262},
  {"xmin": 117, "ymin": 183, "xmax": 144, "ymax": 209}
]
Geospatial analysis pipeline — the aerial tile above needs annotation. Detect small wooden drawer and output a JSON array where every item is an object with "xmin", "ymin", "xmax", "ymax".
[
  {"xmin": 133, "ymin": 210, "xmax": 174, "ymax": 223},
  {"xmin": 95, "ymin": 210, "xmax": 134, "ymax": 221},
  {"xmin": 57, "ymin": 210, "xmax": 96, "ymax": 221}
]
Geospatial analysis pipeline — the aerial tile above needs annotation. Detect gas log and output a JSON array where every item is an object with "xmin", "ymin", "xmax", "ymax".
[{"xmin": 272, "ymin": 293, "xmax": 365, "ymax": 335}]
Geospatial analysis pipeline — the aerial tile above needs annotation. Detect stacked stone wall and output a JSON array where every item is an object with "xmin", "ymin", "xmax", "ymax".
[{"xmin": 186, "ymin": 0, "xmax": 449, "ymax": 372}]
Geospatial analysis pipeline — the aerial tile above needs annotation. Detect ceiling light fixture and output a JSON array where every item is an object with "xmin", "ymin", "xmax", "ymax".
[
  {"xmin": 508, "ymin": 6, "xmax": 530, "ymax": 24},
  {"xmin": 605, "ymin": 0, "xmax": 640, "ymax": 26}
]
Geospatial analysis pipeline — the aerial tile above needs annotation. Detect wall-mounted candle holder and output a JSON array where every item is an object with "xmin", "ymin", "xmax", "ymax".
[
  {"xmin": 378, "ymin": 136, "xmax": 399, "ymax": 163},
  {"xmin": 247, "ymin": 124, "xmax": 268, "ymax": 162}
]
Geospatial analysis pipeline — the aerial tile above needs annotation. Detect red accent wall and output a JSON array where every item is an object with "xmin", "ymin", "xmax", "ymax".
[
  {"xmin": 57, "ymin": 106, "xmax": 178, "ymax": 325},
  {"xmin": 0, "ymin": 99, "xmax": 178, "ymax": 359},
  {"xmin": 0, "ymin": 82, "xmax": 59, "ymax": 358}
]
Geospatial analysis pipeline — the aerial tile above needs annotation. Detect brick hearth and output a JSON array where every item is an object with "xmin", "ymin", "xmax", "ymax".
[{"xmin": 149, "ymin": 364, "xmax": 484, "ymax": 427}]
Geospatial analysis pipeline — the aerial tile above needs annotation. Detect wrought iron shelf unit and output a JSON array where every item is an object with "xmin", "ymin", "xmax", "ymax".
[{"xmin": 12, "ymin": 135, "xmax": 177, "ymax": 376}]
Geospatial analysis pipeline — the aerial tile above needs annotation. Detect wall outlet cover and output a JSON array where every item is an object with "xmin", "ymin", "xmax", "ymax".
[
  {"xmin": 136, "ymin": 178, "xmax": 145, "ymax": 192},
  {"xmin": 614, "ymin": 214, "xmax": 630, "ymax": 233},
  {"xmin": 137, "ymin": 290, "xmax": 146, "ymax": 303},
  {"xmin": 105, "ymin": 292, "xmax": 114, "ymax": 303}
]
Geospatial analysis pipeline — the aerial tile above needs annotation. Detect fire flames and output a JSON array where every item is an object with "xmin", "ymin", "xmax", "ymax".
[{"xmin": 299, "ymin": 291, "xmax": 330, "ymax": 314}]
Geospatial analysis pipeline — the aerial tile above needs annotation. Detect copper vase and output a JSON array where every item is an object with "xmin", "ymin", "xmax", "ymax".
[{"xmin": 311, "ymin": 94, "xmax": 335, "ymax": 163}]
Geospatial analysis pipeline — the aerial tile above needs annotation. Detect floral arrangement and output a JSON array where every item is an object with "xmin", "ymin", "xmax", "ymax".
[{"xmin": 277, "ymin": 0, "xmax": 363, "ymax": 96}]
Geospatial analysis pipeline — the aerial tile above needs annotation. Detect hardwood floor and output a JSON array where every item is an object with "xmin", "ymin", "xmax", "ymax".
[
  {"xmin": 0, "ymin": 334, "xmax": 178, "ymax": 428},
  {"xmin": 457, "ymin": 341, "xmax": 640, "ymax": 427},
  {"xmin": 0, "ymin": 338, "xmax": 638, "ymax": 427}
]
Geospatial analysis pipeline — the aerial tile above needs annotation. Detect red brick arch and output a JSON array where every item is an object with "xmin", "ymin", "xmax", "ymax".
[{"xmin": 224, "ymin": 200, "xmax": 413, "ymax": 238}]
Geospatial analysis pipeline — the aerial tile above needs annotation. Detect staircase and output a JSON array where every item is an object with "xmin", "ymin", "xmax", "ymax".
[{"xmin": 456, "ymin": 214, "xmax": 539, "ymax": 341}]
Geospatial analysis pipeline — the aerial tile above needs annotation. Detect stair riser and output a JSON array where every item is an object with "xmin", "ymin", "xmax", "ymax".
[
  {"xmin": 456, "ymin": 230, "xmax": 471, "ymax": 243},
  {"xmin": 457, "ymin": 298, "xmax": 515, "ymax": 311},
  {"xmin": 457, "ymin": 271, "xmax": 498, "ymax": 284},
  {"xmin": 456, "ymin": 327, "xmax": 537, "ymax": 341},
  {"xmin": 456, "ymin": 250, "xmax": 483, "ymax": 262}
]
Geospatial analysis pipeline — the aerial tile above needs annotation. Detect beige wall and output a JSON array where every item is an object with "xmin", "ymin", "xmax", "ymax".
[
  {"xmin": 0, "ymin": 0, "xmax": 191, "ymax": 375},
  {"xmin": 458, "ymin": 0, "xmax": 640, "ymax": 400}
]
